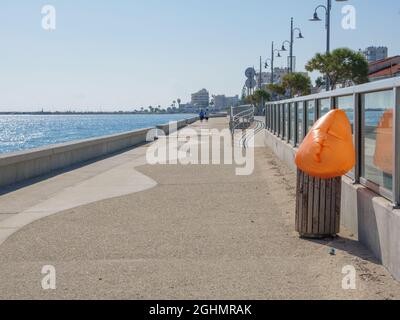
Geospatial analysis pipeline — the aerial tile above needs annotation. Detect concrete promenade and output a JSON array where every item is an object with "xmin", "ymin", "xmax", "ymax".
[{"xmin": 1, "ymin": 118, "xmax": 400, "ymax": 299}]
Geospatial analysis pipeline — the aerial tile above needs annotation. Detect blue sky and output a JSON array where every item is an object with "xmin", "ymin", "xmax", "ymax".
[{"xmin": 0, "ymin": 0, "xmax": 399, "ymax": 111}]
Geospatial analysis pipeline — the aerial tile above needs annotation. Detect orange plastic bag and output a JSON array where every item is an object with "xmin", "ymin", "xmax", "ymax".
[{"xmin": 295, "ymin": 109, "xmax": 355, "ymax": 179}]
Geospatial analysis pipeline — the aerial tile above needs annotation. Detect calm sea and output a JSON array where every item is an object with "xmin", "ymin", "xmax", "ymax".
[{"xmin": 0, "ymin": 114, "xmax": 195, "ymax": 155}]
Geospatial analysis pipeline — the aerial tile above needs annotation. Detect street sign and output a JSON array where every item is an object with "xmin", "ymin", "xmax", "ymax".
[
  {"xmin": 245, "ymin": 78, "xmax": 257, "ymax": 89},
  {"xmin": 245, "ymin": 67, "xmax": 256, "ymax": 79}
]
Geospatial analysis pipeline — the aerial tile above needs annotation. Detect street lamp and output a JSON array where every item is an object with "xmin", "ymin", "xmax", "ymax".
[
  {"xmin": 281, "ymin": 17, "xmax": 304, "ymax": 74},
  {"xmin": 309, "ymin": 0, "xmax": 348, "ymax": 90},
  {"xmin": 264, "ymin": 58, "xmax": 271, "ymax": 69},
  {"xmin": 281, "ymin": 40, "xmax": 290, "ymax": 52},
  {"xmin": 264, "ymin": 41, "xmax": 282, "ymax": 85}
]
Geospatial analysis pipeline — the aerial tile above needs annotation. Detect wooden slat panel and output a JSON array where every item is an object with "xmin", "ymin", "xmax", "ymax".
[
  {"xmin": 324, "ymin": 179, "xmax": 332, "ymax": 234},
  {"xmin": 335, "ymin": 177, "xmax": 342, "ymax": 233},
  {"xmin": 300, "ymin": 171, "xmax": 305, "ymax": 232},
  {"xmin": 295, "ymin": 170, "xmax": 300, "ymax": 231},
  {"xmin": 318, "ymin": 179, "xmax": 326, "ymax": 234},
  {"xmin": 295, "ymin": 170, "xmax": 341, "ymax": 237},
  {"xmin": 302, "ymin": 172, "xmax": 309, "ymax": 234},
  {"xmin": 330, "ymin": 177, "xmax": 337, "ymax": 234},
  {"xmin": 296, "ymin": 170, "xmax": 303, "ymax": 232},
  {"xmin": 307, "ymin": 175, "xmax": 314, "ymax": 234},
  {"xmin": 312, "ymin": 178, "xmax": 321, "ymax": 234}
]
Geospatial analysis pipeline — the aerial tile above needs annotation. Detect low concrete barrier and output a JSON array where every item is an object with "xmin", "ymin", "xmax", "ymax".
[
  {"xmin": 263, "ymin": 129, "xmax": 400, "ymax": 281},
  {"xmin": 186, "ymin": 116, "xmax": 200, "ymax": 124},
  {"xmin": 0, "ymin": 116, "xmax": 199, "ymax": 189},
  {"xmin": 0, "ymin": 128, "xmax": 152, "ymax": 189},
  {"xmin": 156, "ymin": 116, "xmax": 199, "ymax": 135},
  {"xmin": 210, "ymin": 113, "xmax": 228, "ymax": 118},
  {"xmin": 263, "ymin": 131, "xmax": 297, "ymax": 172}
]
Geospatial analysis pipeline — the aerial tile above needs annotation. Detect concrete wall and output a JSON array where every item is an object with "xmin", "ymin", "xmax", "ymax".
[
  {"xmin": 0, "ymin": 117, "xmax": 199, "ymax": 189},
  {"xmin": 210, "ymin": 113, "xmax": 228, "ymax": 118},
  {"xmin": 263, "ymin": 132, "xmax": 297, "ymax": 172},
  {"xmin": 264, "ymin": 129, "xmax": 400, "ymax": 281},
  {"xmin": 156, "ymin": 117, "xmax": 199, "ymax": 136},
  {"xmin": 355, "ymin": 186, "xmax": 400, "ymax": 280}
]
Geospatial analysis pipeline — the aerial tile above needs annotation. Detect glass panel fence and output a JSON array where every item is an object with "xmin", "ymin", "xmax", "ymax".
[
  {"xmin": 280, "ymin": 104, "xmax": 284, "ymax": 137},
  {"xmin": 269, "ymin": 105, "xmax": 272, "ymax": 129},
  {"xmin": 290, "ymin": 103, "xmax": 295, "ymax": 144},
  {"xmin": 297, "ymin": 102, "xmax": 304, "ymax": 145},
  {"xmin": 318, "ymin": 98, "xmax": 331, "ymax": 118},
  {"xmin": 362, "ymin": 90, "xmax": 393, "ymax": 192},
  {"xmin": 306, "ymin": 100, "xmax": 315, "ymax": 133},
  {"xmin": 284, "ymin": 103, "xmax": 289, "ymax": 139},
  {"xmin": 270, "ymin": 105, "xmax": 273, "ymax": 130},
  {"xmin": 269, "ymin": 105, "xmax": 272, "ymax": 130},
  {"xmin": 265, "ymin": 80, "xmax": 399, "ymax": 203},
  {"xmin": 276, "ymin": 105, "xmax": 279, "ymax": 133},
  {"xmin": 337, "ymin": 95, "xmax": 355, "ymax": 178}
]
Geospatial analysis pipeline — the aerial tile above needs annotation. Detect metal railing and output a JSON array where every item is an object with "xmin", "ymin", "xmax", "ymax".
[
  {"xmin": 265, "ymin": 77, "xmax": 400, "ymax": 207},
  {"xmin": 230, "ymin": 105, "xmax": 255, "ymax": 134}
]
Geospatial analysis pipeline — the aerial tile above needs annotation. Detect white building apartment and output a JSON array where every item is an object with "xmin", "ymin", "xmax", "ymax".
[
  {"xmin": 191, "ymin": 89, "xmax": 210, "ymax": 108},
  {"xmin": 363, "ymin": 46, "xmax": 388, "ymax": 63},
  {"xmin": 255, "ymin": 67, "xmax": 290, "ymax": 88},
  {"xmin": 213, "ymin": 95, "xmax": 239, "ymax": 111}
]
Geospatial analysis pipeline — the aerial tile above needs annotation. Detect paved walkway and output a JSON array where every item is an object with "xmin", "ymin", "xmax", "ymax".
[{"xmin": 0, "ymin": 118, "xmax": 400, "ymax": 299}]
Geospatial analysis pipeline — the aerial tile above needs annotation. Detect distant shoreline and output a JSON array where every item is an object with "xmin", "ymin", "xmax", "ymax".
[{"xmin": 0, "ymin": 112, "xmax": 196, "ymax": 116}]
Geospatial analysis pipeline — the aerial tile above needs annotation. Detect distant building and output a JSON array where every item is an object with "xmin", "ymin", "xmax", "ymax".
[
  {"xmin": 368, "ymin": 56, "xmax": 400, "ymax": 81},
  {"xmin": 363, "ymin": 46, "xmax": 388, "ymax": 63},
  {"xmin": 255, "ymin": 72, "xmax": 270, "ymax": 88},
  {"xmin": 256, "ymin": 67, "xmax": 290, "ymax": 87},
  {"xmin": 191, "ymin": 89, "xmax": 209, "ymax": 108},
  {"xmin": 180, "ymin": 103, "xmax": 199, "ymax": 114},
  {"xmin": 226, "ymin": 96, "xmax": 240, "ymax": 109},
  {"xmin": 213, "ymin": 95, "xmax": 239, "ymax": 111}
]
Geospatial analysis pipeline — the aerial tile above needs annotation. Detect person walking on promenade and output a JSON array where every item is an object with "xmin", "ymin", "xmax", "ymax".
[
  {"xmin": 205, "ymin": 108, "xmax": 210, "ymax": 121},
  {"xmin": 199, "ymin": 109, "xmax": 205, "ymax": 122}
]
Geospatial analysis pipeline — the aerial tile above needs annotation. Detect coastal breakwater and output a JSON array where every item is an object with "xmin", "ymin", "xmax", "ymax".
[{"xmin": 0, "ymin": 116, "xmax": 199, "ymax": 189}]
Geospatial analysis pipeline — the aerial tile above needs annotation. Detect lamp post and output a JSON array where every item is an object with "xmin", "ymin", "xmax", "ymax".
[
  {"xmin": 259, "ymin": 56, "xmax": 263, "ymax": 90},
  {"xmin": 264, "ymin": 41, "xmax": 282, "ymax": 85},
  {"xmin": 281, "ymin": 40, "xmax": 291, "ymax": 74},
  {"xmin": 310, "ymin": 0, "xmax": 348, "ymax": 90},
  {"xmin": 281, "ymin": 17, "xmax": 304, "ymax": 74},
  {"xmin": 264, "ymin": 42, "xmax": 282, "ymax": 101}
]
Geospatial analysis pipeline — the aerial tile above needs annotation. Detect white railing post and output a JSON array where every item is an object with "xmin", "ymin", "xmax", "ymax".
[{"xmin": 353, "ymin": 93, "xmax": 361, "ymax": 184}]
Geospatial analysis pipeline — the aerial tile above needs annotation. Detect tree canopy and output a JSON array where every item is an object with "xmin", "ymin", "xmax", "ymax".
[
  {"xmin": 305, "ymin": 48, "xmax": 369, "ymax": 90},
  {"xmin": 268, "ymin": 72, "xmax": 311, "ymax": 98},
  {"xmin": 245, "ymin": 89, "xmax": 270, "ymax": 105},
  {"xmin": 245, "ymin": 89, "xmax": 270, "ymax": 115}
]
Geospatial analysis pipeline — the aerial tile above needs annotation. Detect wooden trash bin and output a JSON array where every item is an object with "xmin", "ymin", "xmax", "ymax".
[{"xmin": 295, "ymin": 169, "xmax": 342, "ymax": 239}]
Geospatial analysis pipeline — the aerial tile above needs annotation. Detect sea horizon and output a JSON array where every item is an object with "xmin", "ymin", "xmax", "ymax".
[{"xmin": 0, "ymin": 113, "xmax": 197, "ymax": 155}]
